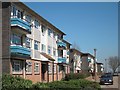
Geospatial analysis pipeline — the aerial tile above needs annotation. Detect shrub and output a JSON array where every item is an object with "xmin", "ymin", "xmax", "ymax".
[
  {"xmin": 33, "ymin": 79, "xmax": 101, "ymax": 90},
  {"xmin": 63, "ymin": 73, "xmax": 90, "ymax": 81},
  {"xmin": 2, "ymin": 74, "xmax": 32, "ymax": 90},
  {"xmin": 32, "ymin": 82, "xmax": 49, "ymax": 89}
]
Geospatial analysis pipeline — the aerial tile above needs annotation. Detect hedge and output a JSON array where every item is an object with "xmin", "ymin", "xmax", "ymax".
[
  {"xmin": 2, "ymin": 74, "xmax": 101, "ymax": 90},
  {"xmin": 32, "ymin": 79, "xmax": 101, "ymax": 90},
  {"xmin": 2, "ymin": 74, "xmax": 32, "ymax": 90},
  {"xmin": 62, "ymin": 73, "xmax": 90, "ymax": 81}
]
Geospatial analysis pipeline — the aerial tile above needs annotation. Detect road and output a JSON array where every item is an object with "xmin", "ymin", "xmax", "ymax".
[
  {"xmin": 85, "ymin": 75, "xmax": 120, "ymax": 90},
  {"xmin": 100, "ymin": 76, "xmax": 119, "ymax": 90}
]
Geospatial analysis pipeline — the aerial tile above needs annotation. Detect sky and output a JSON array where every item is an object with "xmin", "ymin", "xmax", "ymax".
[{"xmin": 23, "ymin": 2, "xmax": 118, "ymax": 64}]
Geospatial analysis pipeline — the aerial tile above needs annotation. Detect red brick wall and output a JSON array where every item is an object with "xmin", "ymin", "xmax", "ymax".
[{"xmin": 25, "ymin": 60, "xmax": 41, "ymax": 83}]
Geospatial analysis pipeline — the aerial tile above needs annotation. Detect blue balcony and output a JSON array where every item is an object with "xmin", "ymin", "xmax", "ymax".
[
  {"xmin": 10, "ymin": 45, "xmax": 31, "ymax": 58},
  {"xmin": 11, "ymin": 18, "xmax": 31, "ymax": 33},
  {"xmin": 58, "ymin": 57, "xmax": 66, "ymax": 63},
  {"xmin": 57, "ymin": 41, "xmax": 66, "ymax": 48}
]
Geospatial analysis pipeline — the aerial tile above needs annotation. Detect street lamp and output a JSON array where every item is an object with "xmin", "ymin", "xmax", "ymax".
[{"xmin": 105, "ymin": 59, "xmax": 107, "ymax": 73}]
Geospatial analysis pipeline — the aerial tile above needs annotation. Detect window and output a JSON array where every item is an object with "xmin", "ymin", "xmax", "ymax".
[
  {"xmin": 41, "ymin": 25, "xmax": 46, "ymax": 35},
  {"xmin": 11, "ymin": 34, "xmax": 21, "ymax": 45},
  {"xmin": 53, "ymin": 48, "xmax": 56, "ymax": 56},
  {"xmin": 53, "ymin": 32, "xmax": 56, "ymax": 39},
  {"xmin": 26, "ymin": 61, "xmax": 32, "ymax": 73},
  {"xmin": 48, "ymin": 46, "xmax": 51, "ymax": 55},
  {"xmin": 58, "ymin": 50, "xmax": 63, "ymax": 57},
  {"xmin": 26, "ymin": 15, "xmax": 31, "ymax": 23},
  {"xmin": 12, "ymin": 60, "xmax": 22, "ymax": 73},
  {"xmin": 48, "ymin": 29, "xmax": 52, "ymax": 37},
  {"xmin": 57, "ymin": 34, "xmax": 61, "ymax": 40},
  {"xmin": 48, "ymin": 64, "xmax": 52, "ymax": 74},
  {"xmin": 54, "ymin": 64, "xmax": 56, "ymax": 73},
  {"xmin": 41, "ymin": 44, "xmax": 46, "ymax": 52},
  {"xmin": 12, "ymin": 6, "xmax": 16, "ymax": 16},
  {"xmin": 26, "ymin": 37, "xmax": 32, "ymax": 48},
  {"xmin": 11, "ymin": 6, "xmax": 23, "ymax": 19},
  {"xmin": 34, "ymin": 20, "xmax": 40, "ymax": 29},
  {"xmin": 34, "ymin": 63, "xmax": 39, "ymax": 73},
  {"xmin": 34, "ymin": 41, "xmax": 39, "ymax": 50}
]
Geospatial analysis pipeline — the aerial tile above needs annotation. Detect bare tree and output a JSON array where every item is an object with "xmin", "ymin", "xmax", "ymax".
[
  {"xmin": 72, "ymin": 42, "xmax": 81, "ymax": 51},
  {"xmin": 108, "ymin": 56, "xmax": 120, "ymax": 73}
]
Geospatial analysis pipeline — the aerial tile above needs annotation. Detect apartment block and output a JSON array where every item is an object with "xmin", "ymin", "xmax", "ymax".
[
  {"xmin": 69, "ymin": 48, "xmax": 95, "ymax": 74},
  {"xmin": 81, "ymin": 53, "xmax": 95, "ymax": 74},
  {"xmin": 2, "ymin": 2, "xmax": 71, "ymax": 83},
  {"xmin": 69, "ymin": 48, "xmax": 82, "ymax": 73},
  {"xmin": 96, "ymin": 62, "xmax": 104, "ymax": 75}
]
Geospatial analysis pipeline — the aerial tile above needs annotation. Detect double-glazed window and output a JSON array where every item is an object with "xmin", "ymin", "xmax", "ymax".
[
  {"xmin": 48, "ymin": 64, "xmax": 52, "ymax": 74},
  {"xmin": 53, "ymin": 32, "xmax": 56, "ymax": 39},
  {"xmin": 26, "ymin": 61, "xmax": 32, "ymax": 73},
  {"xmin": 26, "ymin": 15, "xmax": 32, "ymax": 23},
  {"xmin": 11, "ymin": 6, "xmax": 23, "ymax": 19},
  {"xmin": 48, "ymin": 46, "xmax": 51, "ymax": 55},
  {"xmin": 54, "ymin": 64, "xmax": 56, "ymax": 73},
  {"xmin": 12, "ymin": 6, "xmax": 17, "ymax": 16},
  {"xmin": 26, "ymin": 37, "xmax": 32, "ymax": 48},
  {"xmin": 41, "ymin": 44, "xmax": 46, "ymax": 52},
  {"xmin": 48, "ymin": 29, "xmax": 52, "ymax": 37},
  {"xmin": 11, "ymin": 34, "xmax": 21, "ymax": 45},
  {"xmin": 41, "ymin": 25, "xmax": 46, "ymax": 35},
  {"xmin": 34, "ymin": 41, "xmax": 39, "ymax": 50},
  {"xmin": 12, "ymin": 60, "xmax": 22, "ymax": 73},
  {"xmin": 58, "ymin": 50, "xmax": 63, "ymax": 57},
  {"xmin": 34, "ymin": 63, "xmax": 39, "ymax": 73},
  {"xmin": 34, "ymin": 20, "xmax": 40, "ymax": 29},
  {"xmin": 53, "ymin": 48, "xmax": 56, "ymax": 56}
]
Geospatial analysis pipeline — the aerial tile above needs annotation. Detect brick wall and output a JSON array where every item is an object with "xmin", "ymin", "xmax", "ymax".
[{"xmin": 2, "ymin": 2, "xmax": 11, "ymax": 74}]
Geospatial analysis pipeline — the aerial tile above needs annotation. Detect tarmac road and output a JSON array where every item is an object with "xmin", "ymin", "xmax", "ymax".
[{"xmin": 100, "ymin": 76, "xmax": 119, "ymax": 90}]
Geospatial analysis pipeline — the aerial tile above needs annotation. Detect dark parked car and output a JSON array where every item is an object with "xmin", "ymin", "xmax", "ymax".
[{"xmin": 100, "ymin": 74, "xmax": 113, "ymax": 85}]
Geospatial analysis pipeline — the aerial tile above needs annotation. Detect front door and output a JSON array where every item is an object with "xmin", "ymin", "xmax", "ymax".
[{"xmin": 41, "ymin": 63, "xmax": 47, "ymax": 82}]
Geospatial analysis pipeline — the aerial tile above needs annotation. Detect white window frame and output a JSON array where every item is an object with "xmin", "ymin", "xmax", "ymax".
[
  {"xmin": 53, "ymin": 48, "xmax": 56, "ymax": 56},
  {"xmin": 12, "ymin": 60, "xmax": 22, "ymax": 74},
  {"xmin": 53, "ymin": 32, "xmax": 56, "ymax": 39},
  {"xmin": 34, "ymin": 40, "xmax": 39, "ymax": 50},
  {"xmin": 26, "ymin": 61, "xmax": 32, "ymax": 74},
  {"xmin": 41, "ymin": 44, "xmax": 46, "ymax": 52},
  {"xmin": 41, "ymin": 24, "xmax": 46, "ymax": 36},
  {"xmin": 48, "ymin": 46, "xmax": 51, "ymax": 55},
  {"xmin": 26, "ymin": 37, "xmax": 32, "ymax": 49},
  {"xmin": 48, "ymin": 28, "xmax": 52, "ymax": 37},
  {"xmin": 11, "ymin": 33, "xmax": 21, "ymax": 45},
  {"xmin": 54, "ymin": 64, "xmax": 56, "ymax": 73},
  {"xmin": 34, "ymin": 63, "xmax": 40, "ymax": 74},
  {"xmin": 26, "ymin": 15, "xmax": 32, "ymax": 23},
  {"xmin": 48, "ymin": 64, "xmax": 52, "ymax": 74},
  {"xmin": 34, "ymin": 20, "xmax": 40, "ymax": 29}
]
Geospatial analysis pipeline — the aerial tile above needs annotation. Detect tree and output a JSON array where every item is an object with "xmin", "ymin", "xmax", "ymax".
[
  {"xmin": 108, "ymin": 56, "xmax": 120, "ymax": 73},
  {"xmin": 72, "ymin": 42, "xmax": 81, "ymax": 51}
]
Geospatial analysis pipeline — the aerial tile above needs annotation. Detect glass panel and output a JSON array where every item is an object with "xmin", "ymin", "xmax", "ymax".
[{"xmin": 11, "ymin": 34, "xmax": 21, "ymax": 45}]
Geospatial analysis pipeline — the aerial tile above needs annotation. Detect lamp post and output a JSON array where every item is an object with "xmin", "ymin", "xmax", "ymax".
[
  {"xmin": 94, "ymin": 49, "xmax": 97, "ymax": 82},
  {"xmin": 105, "ymin": 59, "xmax": 107, "ymax": 73}
]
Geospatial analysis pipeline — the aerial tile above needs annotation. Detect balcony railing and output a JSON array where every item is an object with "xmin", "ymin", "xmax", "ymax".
[
  {"xmin": 57, "ymin": 40, "xmax": 66, "ymax": 49},
  {"xmin": 58, "ymin": 57, "xmax": 66, "ymax": 63},
  {"xmin": 10, "ymin": 45, "xmax": 31, "ymax": 58},
  {"xmin": 11, "ymin": 18, "xmax": 31, "ymax": 33}
]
